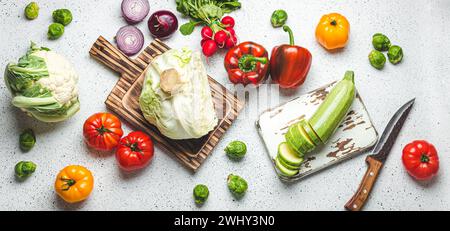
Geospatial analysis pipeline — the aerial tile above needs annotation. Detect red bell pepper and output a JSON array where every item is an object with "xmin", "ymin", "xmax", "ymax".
[
  {"xmin": 270, "ymin": 26, "xmax": 312, "ymax": 89},
  {"xmin": 224, "ymin": 41, "xmax": 269, "ymax": 86},
  {"xmin": 402, "ymin": 140, "xmax": 439, "ymax": 181}
]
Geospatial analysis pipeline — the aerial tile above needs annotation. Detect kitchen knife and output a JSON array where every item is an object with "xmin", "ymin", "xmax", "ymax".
[{"xmin": 345, "ymin": 98, "xmax": 415, "ymax": 211}]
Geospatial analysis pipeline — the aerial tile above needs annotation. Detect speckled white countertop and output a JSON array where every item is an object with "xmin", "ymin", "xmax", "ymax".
[{"xmin": 0, "ymin": 0, "xmax": 449, "ymax": 211}]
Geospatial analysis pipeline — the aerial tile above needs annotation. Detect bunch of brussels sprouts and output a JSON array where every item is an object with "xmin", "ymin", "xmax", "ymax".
[
  {"xmin": 192, "ymin": 141, "xmax": 249, "ymax": 205},
  {"xmin": 24, "ymin": 2, "xmax": 73, "ymax": 40},
  {"xmin": 369, "ymin": 33, "xmax": 404, "ymax": 69}
]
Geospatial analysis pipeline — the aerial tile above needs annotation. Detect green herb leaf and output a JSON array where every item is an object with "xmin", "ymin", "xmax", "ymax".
[{"xmin": 180, "ymin": 21, "xmax": 200, "ymax": 35}]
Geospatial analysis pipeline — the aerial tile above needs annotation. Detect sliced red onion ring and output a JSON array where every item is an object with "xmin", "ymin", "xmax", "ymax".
[
  {"xmin": 115, "ymin": 25, "xmax": 144, "ymax": 56},
  {"xmin": 121, "ymin": 0, "xmax": 150, "ymax": 24}
]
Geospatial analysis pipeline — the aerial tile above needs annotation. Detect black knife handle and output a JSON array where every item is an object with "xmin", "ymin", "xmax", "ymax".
[{"xmin": 345, "ymin": 156, "xmax": 383, "ymax": 211}]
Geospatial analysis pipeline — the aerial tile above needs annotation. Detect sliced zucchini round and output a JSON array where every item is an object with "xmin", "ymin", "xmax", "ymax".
[
  {"xmin": 278, "ymin": 142, "xmax": 303, "ymax": 167},
  {"xmin": 275, "ymin": 157, "xmax": 299, "ymax": 177},
  {"xmin": 296, "ymin": 122, "xmax": 315, "ymax": 152},
  {"xmin": 302, "ymin": 120, "xmax": 323, "ymax": 146},
  {"xmin": 277, "ymin": 154, "xmax": 301, "ymax": 170},
  {"xmin": 285, "ymin": 124, "xmax": 307, "ymax": 155}
]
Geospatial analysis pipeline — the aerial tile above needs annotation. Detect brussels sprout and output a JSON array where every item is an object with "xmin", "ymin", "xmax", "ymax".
[
  {"xmin": 193, "ymin": 184, "xmax": 209, "ymax": 205},
  {"xmin": 19, "ymin": 129, "xmax": 35, "ymax": 152},
  {"xmin": 15, "ymin": 161, "xmax": 36, "ymax": 179},
  {"xmin": 369, "ymin": 50, "xmax": 386, "ymax": 70},
  {"xmin": 24, "ymin": 2, "xmax": 39, "ymax": 20},
  {"xmin": 48, "ymin": 23, "xmax": 65, "ymax": 40},
  {"xmin": 387, "ymin": 45, "xmax": 403, "ymax": 64},
  {"xmin": 271, "ymin": 10, "xmax": 288, "ymax": 28},
  {"xmin": 372, "ymin": 33, "xmax": 391, "ymax": 51},
  {"xmin": 224, "ymin": 141, "xmax": 247, "ymax": 160},
  {"xmin": 52, "ymin": 9, "xmax": 73, "ymax": 26},
  {"xmin": 227, "ymin": 174, "xmax": 248, "ymax": 198}
]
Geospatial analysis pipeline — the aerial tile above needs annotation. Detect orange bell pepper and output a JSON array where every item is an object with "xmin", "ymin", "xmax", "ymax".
[
  {"xmin": 315, "ymin": 13, "xmax": 350, "ymax": 50},
  {"xmin": 55, "ymin": 165, "xmax": 94, "ymax": 203}
]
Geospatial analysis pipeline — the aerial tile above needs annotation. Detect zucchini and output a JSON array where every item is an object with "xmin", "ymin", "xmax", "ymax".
[
  {"xmin": 295, "ymin": 121, "xmax": 315, "ymax": 152},
  {"xmin": 285, "ymin": 125, "xmax": 307, "ymax": 156},
  {"xmin": 277, "ymin": 142, "xmax": 303, "ymax": 167},
  {"xmin": 301, "ymin": 120, "xmax": 322, "ymax": 146},
  {"xmin": 309, "ymin": 71, "xmax": 356, "ymax": 143},
  {"xmin": 285, "ymin": 121, "xmax": 315, "ymax": 155},
  {"xmin": 277, "ymin": 155, "xmax": 301, "ymax": 170},
  {"xmin": 275, "ymin": 157, "xmax": 299, "ymax": 177}
]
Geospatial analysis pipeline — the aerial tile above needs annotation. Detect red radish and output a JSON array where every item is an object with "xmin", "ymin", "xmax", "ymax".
[
  {"xmin": 201, "ymin": 26, "xmax": 213, "ymax": 39},
  {"xmin": 202, "ymin": 40, "xmax": 218, "ymax": 57},
  {"xmin": 200, "ymin": 38, "xmax": 209, "ymax": 46},
  {"xmin": 225, "ymin": 35, "xmax": 237, "ymax": 49},
  {"xmin": 214, "ymin": 30, "xmax": 228, "ymax": 47},
  {"xmin": 226, "ymin": 27, "xmax": 236, "ymax": 36},
  {"xmin": 221, "ymin": 16, "xmax": 235, "ymax": 28}
]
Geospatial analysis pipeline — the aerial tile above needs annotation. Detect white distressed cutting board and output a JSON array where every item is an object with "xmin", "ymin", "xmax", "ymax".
[{"xmin": 256, "ymin": 82, "xmax": 378, "ymax": 182}]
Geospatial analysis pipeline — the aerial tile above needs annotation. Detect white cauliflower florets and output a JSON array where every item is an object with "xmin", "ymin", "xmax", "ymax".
[{"xmin": 33, "ymin": 50, "xmax": 79, "ymax": 105}]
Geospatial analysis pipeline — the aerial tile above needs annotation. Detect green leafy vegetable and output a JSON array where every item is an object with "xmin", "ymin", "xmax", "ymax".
[
  {"xmin": 4, "ymin": 42, "xmax": 80, "ymax": 122},
  {"xmin": 180, "ymin": 20, "xmax": 201, "ymax": 35},
  {"xmin": 227, "ymin": 174, "xmax": 248, "ymax": 198},
  {"xmin": 372, "ymin": 33, "xmax": 391, "ymax": 51},
  {"xmin": 48, "ymin": 23, "xmax": 65, "ymax": 40},
  {"xmin": 175, "ymin": 0, "xmax": 241, "ymax": 35},
  {"xmin": 369, "ymin": 50, "xmax": 386, "ymax": 69},
  {"xmin": 52, "ymin": 9, "xmax": 73, "ymax": 26},
  {"xmin": 25, "ymin": 2, "xmax": 39, "ymax": 20},
  {"xmin": 224, "ymin": 141, "xmax": 247, "ymax": 159},
  {"xmin": 15, "ymin": 161, "xmax": 37, "ymax": 179},
  {"xmin": 193, "ymin": 184, "xmax": 209, "ymax": 204},
  {"xmin": 387, "ymin": 45, "xmax": 403, "ymax": 64},
  {"xmin": 19, "ymin": 129, "xmax": 36, "ymax": 151},
  {"xmin": 271, "ymin": 9, "xmax": 288, "ymax": 28},
  {"xmin": 139, "ymin": 48, "xmax": 217, "ymax": 139}
]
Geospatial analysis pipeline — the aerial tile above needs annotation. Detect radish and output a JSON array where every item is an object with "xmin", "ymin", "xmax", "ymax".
[
  {"xmin": 225, "ymin": 35, "xmax": 237, "ymax": 49},
  {"xmin": 200, "ymin": 38, "xmax": 209, "ymax": 46},
  {"xmin": 201, "ymin": 26, "xmax": 213, "ymax": 39},
  {"xmin": 221, "ymin": 16, "xmax": 235, "ymax": 28},
  {"xmin": 214, "ymin": 30, "xmax": 228, "ymax": 47},
  {"xmin": 226, "ymin": 27, "xmax": 236, "ymax": 36},
  {"xmin": 202, "ymin": 40, "xmax": 218, "ymax": 57}
]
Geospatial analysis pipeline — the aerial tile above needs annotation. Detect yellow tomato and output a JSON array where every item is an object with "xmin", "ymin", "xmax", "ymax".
[
  {"xmin": 55, "ymin": 165, "xmax": 94, "ymax": 203},
  {"xmin": 315, "ymin": 13, "xmax": 350, "ymax": 50}
]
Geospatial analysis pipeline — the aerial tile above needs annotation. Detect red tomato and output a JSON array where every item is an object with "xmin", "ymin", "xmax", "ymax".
[
  {"xmin": 116, "ymin": 131, "xmax": 154, "ymax": 171},
  {"xmin": 83, "ymin": 113, "xmax": 124, "ymax": 151},
  {"xmin": 402, "ymin": 140, "xmax": 439, "ymax": 181}
]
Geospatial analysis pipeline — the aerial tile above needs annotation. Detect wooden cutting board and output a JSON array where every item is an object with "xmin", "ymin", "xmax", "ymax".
[{"xmin": 89, "ymin": 36, "xmax": 244, "ymax": 171}]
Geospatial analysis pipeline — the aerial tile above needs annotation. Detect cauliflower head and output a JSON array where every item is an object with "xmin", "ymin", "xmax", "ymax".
[{"xmin": 4, "ymin": 43, "xmax": 80, "ymax": 122}]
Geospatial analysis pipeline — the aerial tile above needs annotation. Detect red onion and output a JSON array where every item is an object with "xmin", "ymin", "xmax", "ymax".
[
  {"xmin": 148, "ymin": 10, "xmax": 178, "ymax": 39},
  {"xmin": 121, "ymin": 0, "xmax": 150, "ymax": 24},
  {"xmin": 115, "ymin": 25, "xmax": 144, "ymax": 56}
]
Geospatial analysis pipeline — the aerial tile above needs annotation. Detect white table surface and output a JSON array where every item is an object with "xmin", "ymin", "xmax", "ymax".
[{"xmin": 0, "ymin": 0, "xmax": 449, "ymax": 211}]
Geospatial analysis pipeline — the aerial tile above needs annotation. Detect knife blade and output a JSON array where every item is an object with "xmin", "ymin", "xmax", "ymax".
[{"xmin": 345, "ymin": 98, "xmax": 415, "ymax": 211}]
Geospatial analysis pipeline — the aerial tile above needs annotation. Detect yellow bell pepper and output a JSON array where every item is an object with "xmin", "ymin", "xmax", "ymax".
[
  {"xmin": 55, "ymin": 165, "xmax": 94, "ymax": 203},
  {"xmin": 315, "ymin": 13, "xmax": 350, "ymax": 50}
]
